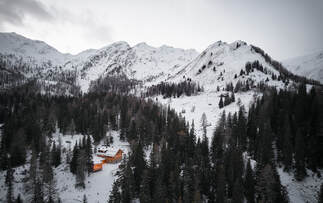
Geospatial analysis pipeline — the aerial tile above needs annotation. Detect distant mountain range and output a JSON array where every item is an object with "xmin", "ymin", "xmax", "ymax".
[
  {"xmin": 283, "ymin": 50, "xmax": 323, "ymax": 83},
  {"xmin": 0, "ymin": 32, "xmax": 320, "ymax": 94}
]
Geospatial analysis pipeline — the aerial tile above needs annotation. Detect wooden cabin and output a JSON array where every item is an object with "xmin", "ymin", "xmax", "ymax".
[
  {"xmin": 92, "ymin": 146, "xmax": 124, "ymax": 172},
  {"xmin": 93, "ymin": 162, "xmax": 103, "ymax": 172}
]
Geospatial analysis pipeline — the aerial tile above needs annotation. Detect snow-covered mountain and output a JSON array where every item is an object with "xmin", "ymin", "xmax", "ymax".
[
  {"xmin": 0, "ymin": 32, "xmax": 199, "ymax": 92},
  {"xmin": 283, "ymin": 50, "xmax": 323, "ymax": 83},
  {"xmin": 0, "ymin": 32, "xmax": 71, "ymax": 66},
  {"xmin": 67, "ymin": 41, "xmax": 198, "ymax": 91},
  {"xmin": 167, "ymin": 40, "xmax": 287, "ymax": 91}
]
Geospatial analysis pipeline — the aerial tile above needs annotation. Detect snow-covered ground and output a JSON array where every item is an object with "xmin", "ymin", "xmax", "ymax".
[
  {"xmin": 278, "ymin": 168, "xmax": 323, "ymax": 203},
  {"xmin": 152, "ymin": 90, "xmax": 260, "ymax": 140},
  {"xmin": 0, "ymin": 130, "xmax": 129, "ymax": 203}
]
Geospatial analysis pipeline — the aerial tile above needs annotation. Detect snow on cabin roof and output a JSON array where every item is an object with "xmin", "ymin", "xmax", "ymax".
[
  {"xmin": 93, "ymin": 156, "xmax": 105, "ymax": 164},
  {"xmin": 97, "ymin": 145, "xmax": 121, "ymax": 157}
]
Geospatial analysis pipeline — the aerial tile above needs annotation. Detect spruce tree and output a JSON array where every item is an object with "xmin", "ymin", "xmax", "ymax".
[
  {"xmin": 295, "ymin": 129, "xmax": 306, "ymax": 181},
  {"xmin": 75, "ymin": 150, "xmax": 86, "ymax": 188},
  {"xmin": 109, "ymin": 181, "xmax": 121, "ymax": 203},
  {"xmin": 232, "ymin": 178, "xmax": 244, "ymax": 203},
  {"xmin": 15, "ymin": 194, "xmax": 22, "ymax": 203},
  {"xmin": 132, "ymin": 141, "xmax": 146, "ymax": 193},
  {"xmin": 70, "ymin": 142, "xmax": 79, "ymax": 174},
  {"xmin": 219, "ymin": 97, "xmax": 224, "ymax": 109},
  {"xmin": 83, "ymin": 194, "xmax": 87, "ymax": 203},
  {"xmin": 139, "ymin": 170, "xmax": 152, "ymax": 203},
  {"xmin": 6, "ymin": 156, "xmax": 14, "ymax": 203},
  {"xmin": 216, "ymin": 164, "xmax": 226, "ymax": 203},
  {"xmin": 282, "ymin": 115, "xmax": 292, "ymax": 172},
  {"xmin": 244, "ymin": 160, "xmax": 255, "ymax": 203}
]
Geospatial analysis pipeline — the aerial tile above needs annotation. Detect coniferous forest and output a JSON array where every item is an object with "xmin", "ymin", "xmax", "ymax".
[{"xmin": 1, "ymin": 78, "xmax": 323, "ymax": 202}]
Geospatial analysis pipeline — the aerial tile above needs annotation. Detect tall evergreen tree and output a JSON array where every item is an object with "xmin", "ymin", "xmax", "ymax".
[
  {"xmin": 244, "ymin": 160, "xmax": 255, "ymax": 203},
  {"xmin": 232, "ymin": 178, "xmax": 244, "ymax": 203},
  {"xmin": 295, "ymin": 129, "xmax": 306, "ymax": 181},
  {"xmin": 282, "ymin": 115, "xmax": 293, "ymax": 172},
  {"xmin": 6, "ymin": 156, "xmax": 14, "ymax": 203},
  {"xmin": 131, "ymin": 141, "xmax": 146, "ymax": 193}
]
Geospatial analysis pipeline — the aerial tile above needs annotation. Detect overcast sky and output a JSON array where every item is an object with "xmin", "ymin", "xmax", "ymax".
[{"xmin": 0, "ymin": 0, "xmax": 322, "ymax": 60}]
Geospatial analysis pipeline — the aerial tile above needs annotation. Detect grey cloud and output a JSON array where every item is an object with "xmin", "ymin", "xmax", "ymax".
[{"xmin": 0, "ymin": 0, "xmax": 52, "ymax": 27}]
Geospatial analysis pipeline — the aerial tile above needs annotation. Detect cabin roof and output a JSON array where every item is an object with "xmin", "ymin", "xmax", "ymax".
[
  {"xmin": 93, "ymin": 156, "xmax": 105, "ymax": 164},
  {"xmin": 97, "ymin": 146, "xmax": 122, "ymax": 157}
]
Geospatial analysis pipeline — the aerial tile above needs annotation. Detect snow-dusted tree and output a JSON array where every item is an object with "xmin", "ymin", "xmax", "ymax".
[
  {"xmin": 5, "ymin": 156, "xmax": 14, "ymax": 203},
  {"xmin": 201, "ymin": 113, "xmax": 207, "ymax": 137},
  {"xmin": 43, "ymin": 144, "xmax": 58, "ymax": 202},
  {"xmin": 32, "ymin": 178, "xmax": 44, "ymax": 203},
  {"xmin": 25, "ymin": 148, "xmax": 38, "ymax": 201},
  {"xmin": 83, "ymin": 194, "xmax": 88, "ymax": 203},
  {"xmin": 75, "ymin": 150, "xmax": 86, "ymax": 188},
  {"xmin": 69, "ymin": 118, "xmax": 76, "ymax": 136},
  {"xmin": 109, "ymin": 181, "xmax": 121, "ymax": 203}
]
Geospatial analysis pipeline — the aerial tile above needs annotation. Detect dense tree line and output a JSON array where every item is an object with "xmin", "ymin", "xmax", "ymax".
[
  {"xmin": 145, "ymin": 81, "xmax": 203, "ymax": 98},
  {"xmin": 89, "ymin": 75, "xmax": 139, "ymax": 94},
  {"xmin": 0, "ymin": 54, "xmax": 80, "ymax": 95}
]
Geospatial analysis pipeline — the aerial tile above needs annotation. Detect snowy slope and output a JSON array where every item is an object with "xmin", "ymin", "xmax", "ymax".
[
  {"xmin": 166, "ymin": 40, "xmax": 284, "ymax": 91},
  {"xmin": 0, "ymin": 32, "xmax": 71, "ymax": 66},
  {"xmin": 0, "ymin": 32, "xmax": 198, "ymax": 92},
  {"xmin": 283, "ymin": 50, "xmax": 323, "ymax": 83},
  {"xmin": 0, "ymin": 130, "xmax": 129, "ymax": 203},
  {"xmin": 67, "ymin": 41, "xmax": 198, "ymax": 92}
]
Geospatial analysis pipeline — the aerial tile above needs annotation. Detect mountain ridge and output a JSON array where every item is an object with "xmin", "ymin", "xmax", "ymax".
[
  {"xmin": 283, "ymin": 50, "xmax": 323, "ymax": 83},
  {"xmin": 0, "ymin": 32, "xmax": 320, "ymax": 94}
]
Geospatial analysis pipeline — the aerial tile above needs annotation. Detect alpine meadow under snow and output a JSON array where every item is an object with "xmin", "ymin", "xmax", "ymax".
[{"xmin": 1, "ymin": 32, "xmax": 323, "ymax": 203}]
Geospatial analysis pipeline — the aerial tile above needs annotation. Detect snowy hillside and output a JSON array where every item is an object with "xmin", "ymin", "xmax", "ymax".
[
  {"xmin": 0, "ymin": 130, "xmax": 129, "ymax": 203},
  {"xmin": 0, "ymin": 32, "xmax": 71, "ymax": 66},
  {"xmin": 167, "ymin": 40, "xmax": 285, "ymax": 90},
  {"xmin": 283, "ymin": 50, "xmax": 323, "ymax": 83},
  {"xmin": 68, "ymin": 41, "xmax": 198, "ymax": 92},
  {"xmin": 0, "ymin": 32, "xmax": 199, "ymax": 92}
]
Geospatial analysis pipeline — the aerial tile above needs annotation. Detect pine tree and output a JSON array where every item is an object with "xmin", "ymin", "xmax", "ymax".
[
  {"xmin": 109, "ymin": 181, "xmax": 121, "ymax": 203},
  {"xmin": 43, "ymin": 144, "xmax": 58, "ymax": 202},
  {"xmin": 26, "ymin": 148, "xmax": 38, "ymax": 201},
  {"xmin": 6, "ymin": 156, "xmax": 14, "ymax": 203},
  {"xmin": 282, "ymin": 115, "xmax": 292, "ymax": 172},
  {"xmin": 85, "ymin": 135, "xmax": 93, "ymax": 175},
  {"xmin": 216, "ymin": 164, "xmax": 226, "ymax": 203},
  {"xmin": 131, "ymin": 141, "xmax": 146, "ymax": 193},
  {"xmin": 83, "ymin": 194, "xmax": 87, "ymax": 203},
  {"xmin": 75, "ymin": 150, "xmax": 86, "ymax": 188},
  {"xmin": 15, "ymin": 194, "xmax": 22, "ymax": 203},
  {"xmin": 70, "ymin": 142, "xmax": 79, "ymax": 174},
  {"xmin": 139, "ymin": 170, "xmax": 152, "ymax": 203},
  {"xmin": 52, "ymin": 141, "xmax": 61, "ymax": 167},
  {"xmin": 219, "ymin": 97, "xmax": 224, "ymax": 109},
  {"xmin": 153, "ymin": 175, "xmax": 167, "ymax": 203},
  {"xmin": 201, "ymin": 113, "xmax": 207, "ymax": 137},
  {"xmin": 183, "ymin": 163, "xmax": 194, "ymax": 203},
  {"xmin": 33, "ymin": 178, "xmax": 44, "ymax": 203},
  {"xmin": 256, "ymin": 164, "xmax": 287, "ymax": 203},
  {"xmin": 295, "ymin": 129, "xmax": 306, "ymax": 181},
  {"xmin": 244, "ymin": 160, "xmax": 255, "ymax": 203},
  {"xmin": 232, "ymin": 178, "xmax": 244, "ymax": 203}
]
